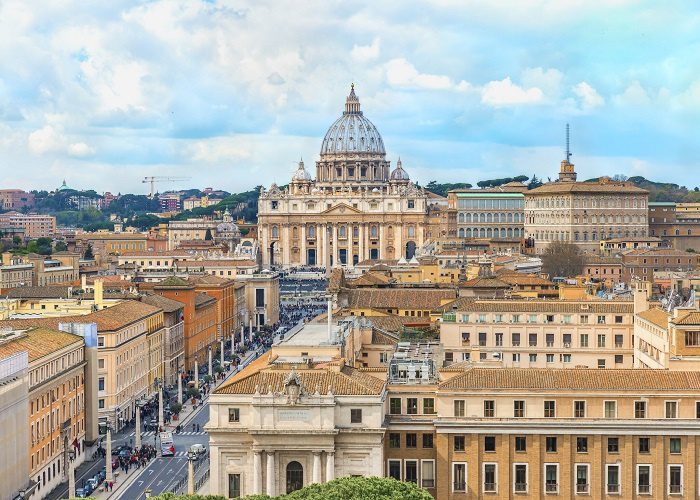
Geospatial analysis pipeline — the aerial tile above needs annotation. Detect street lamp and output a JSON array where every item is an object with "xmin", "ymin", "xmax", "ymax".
[
  {"xmin": 68, "ymin": 448, "xmax": 77, "ymax": 499},
  {"xmin": 187, "ymin": 451, "xmax": 197, "ymax": 494}
]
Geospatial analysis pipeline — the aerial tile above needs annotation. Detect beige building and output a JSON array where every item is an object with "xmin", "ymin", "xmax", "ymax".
[
  {"xmin": 0, "ymin": 352, "xmax": 30, "ymax": 500},
  {"xmin": 436, "ymin": 297, "xmax": 635, "ymax": 369},
  {"xmin": 142, "ymin": 294, "xmax": 185, "ymax": 386},
  {"xmin": 0, "ymin": 328, "xmax": 86, "ymax": 499},
  {"xmin": 0, "ymin": 212, "xmax": 56, "ymax": 239},
  {"xmin": 167, "ymin": 218, "xmax": 219, "ymax": 250},
  {"xmin": 257, "ymin": 85, "xmax": 432, "ymax": 269},
  {"xmin": 238, "ymin": 272, "xmax": 281, "ymax": 328},
  {"xmin": 525, "ymin": 160, "xmax": 649, "ymax": 253}
]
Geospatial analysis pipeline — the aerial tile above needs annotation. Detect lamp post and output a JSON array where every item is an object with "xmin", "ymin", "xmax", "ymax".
[
  {"xmin": 187, "ymin": 451, "xmax": 196, "ymax": 494},
  {"xmin": 177, "ymin": 369, "xmax": 183, "ymax": 406},
  {"xmin": 220, "ymin": 338, "xmax": 225, "ymax": 373},
  {"xmin": 67, "ymin": 449, "xmax": 77, "ymax": 499},
  {"xmin": 156, "ymin": 379, "xmax": 164, "ymax": 432},
  {"xmin": 105, "ymin": 428, "xmax": 113, "ymax": 484},
  {"xmin": 135, "ymin": 400, "xmax": 143, "ymax": 450},
  {"xmin": 194, "ymin": 360, "xmax": 199, "ymax": 390},
  {"xmin": 208, "ymin": 346, "xmax": 213, "ymax": 379}
]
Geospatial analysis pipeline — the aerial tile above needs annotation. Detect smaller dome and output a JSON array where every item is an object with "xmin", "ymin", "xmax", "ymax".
[
  {"xmin": 292, "ymin": 159, "xmax": 312, "ymax": 182},
  {"xmin": 217, "ymin": 221, "xmax": 241, "ymax": 236},
  {"xmin": 57, "ymin": 179, "xmax": 71, "ymax": 191},
  {"xmin": 390, "ymin": 157, "xmax": 410, "ymax": 181}
]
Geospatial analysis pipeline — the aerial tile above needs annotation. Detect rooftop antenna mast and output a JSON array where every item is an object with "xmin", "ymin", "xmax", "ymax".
[{"xmin": 565, "ymin": 123, "xmax": 572, "ymax": 163}]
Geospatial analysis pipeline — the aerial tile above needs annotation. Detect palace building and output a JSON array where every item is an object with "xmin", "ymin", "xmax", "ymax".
[{"xmin": 257, "ymin": 85, "xmax": 431, "ymax": 269}]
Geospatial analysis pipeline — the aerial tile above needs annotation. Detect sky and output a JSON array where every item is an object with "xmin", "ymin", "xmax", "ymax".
[{"xmin": 1, "ymin": 0, "xmax": 699, "ymax": 195}]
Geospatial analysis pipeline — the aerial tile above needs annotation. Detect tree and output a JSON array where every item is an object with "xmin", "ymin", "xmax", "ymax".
[
  {"xmin": 214, "ymin": 365, "xmax": 224, "ymax": 374},
  {"xmin": 151, "ymin": 476, "xmax": 433, "ymax": 500},
  {"xmin": 169, "ymin": 402, "xmax": 183, "ymax": 416},
  {"xmin": 527, "ymin": 175, "xmax": 543, "ymax": 189},
  {"xmin": 54, "ymin": 241, "xmax": 68, "ymax": 252},
  {"xmin": 205, "ymin": 228, "xmax": 213, "ymax": 241},
  {"xmin": 186, "ymin": 387, "xmax": 200, "ymax": 400},
  {"xmin": 541, "ymin": 241, "xmax": 584, "ymax": 278},
  {"xmin": 83, "ymin": 243, "xmax": 94, "ymax": 260}
]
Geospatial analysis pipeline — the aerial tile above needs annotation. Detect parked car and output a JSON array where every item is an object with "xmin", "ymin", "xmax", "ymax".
[
  {"xmin": 189, "ymin": 443, "xmax": 206, "ymax": 455},
  {"xmin": 86, "ymin": 477, "xmax": 99, "ymax": 493},
  {"xmin": 75, "ymin": 487, "xmax": 87, "ymax": 498}
]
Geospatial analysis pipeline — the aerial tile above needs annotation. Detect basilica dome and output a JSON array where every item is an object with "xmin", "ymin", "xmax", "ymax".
[
  {"xmin": 390, "ymin": 158, "xmax": 410, "ymax": 181},
  {"xmin": 320, "ymin": 84, "xmax": 385, "ymax": 156}
]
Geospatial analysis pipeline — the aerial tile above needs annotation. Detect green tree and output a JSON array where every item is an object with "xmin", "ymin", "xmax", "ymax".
[
  {"xmin": 83, "ymin": 243, "xmax": 94, "ymax": 260},
  {"xmin": 205, "ymin": 229, "xmax": 213, "ymax": 241},
  {"xmin": 186, "ymin": 387, "xmax": 200, "ymax": 400},
  {"xmin": 169, "ymin": 402, "xmax": 183, "ymax": 416},
  {"xmin": 54, "ymin": 241, "xmax": 68, "ymax": 252}
]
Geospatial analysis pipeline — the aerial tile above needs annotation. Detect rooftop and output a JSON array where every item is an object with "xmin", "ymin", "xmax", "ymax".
[
  {"xmin": 0, "ymin": 327, "xmax": 82, "ymax": 364},
  {"xmin": 141, "ymin": 294, "xmax": 185, "ymax": 313},
  {"xmin": 637, "ymin": 307, "xmax": 670, "ymax": 328},
  {"xmin": 343, "ymin": 288, "xmax": 456, "ymax": 310}
]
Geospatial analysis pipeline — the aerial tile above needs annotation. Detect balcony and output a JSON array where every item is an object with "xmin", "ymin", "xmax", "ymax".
[
  {"xmin": 615, "ymin": 343, "xmax": 623, "ymax": 348},
  {"xmin": 514, "ymin": 482, "xmax": 528, "ymax": 493},
  {"xmin": 576, "ymin": 483, "xmax": 589, "ymax": 494},
  {"xmin": 545, "ymin": 483, "xmax": 559, "ymax": 494},
  {"xmin": 422, "ymin": 479, "xmax": 435, "ymax": 488},
  {"xmin": 637, "ymin": 484, "xmax": 650, "ymax": 494},
  {"xmin": 453, "ymin": 481, "xmax": 466, "ymax": 492},
  {"xmin": 442, "ymin": 313, "xmax": 457, "ymax": 323},
  {"xmin": 546, "ymin": 342, "xmax": 555, "ymax": 347},
  {"xmin": 669, "ymin": 485, "xmax": 682, "ymax": 494},
  {"xmin": 607, "ymin": 484, "xmax": 620, "ymax": 494},
  {"xmin": 483, "ymin": 483, "xmax": 497, "ymax": 493}
]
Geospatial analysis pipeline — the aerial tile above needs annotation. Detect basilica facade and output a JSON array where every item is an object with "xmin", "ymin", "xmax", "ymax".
[{"xmin": 257, "ymin": 85, "xmax": 430, "ymax": 269}]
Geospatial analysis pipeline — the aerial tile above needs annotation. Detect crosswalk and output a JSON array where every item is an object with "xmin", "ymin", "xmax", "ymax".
[{"xmin": 138, "ymin": 430, "xmax": 208, "ymax": 437}]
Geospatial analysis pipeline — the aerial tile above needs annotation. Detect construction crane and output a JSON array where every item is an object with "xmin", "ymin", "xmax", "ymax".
[{"xmin": 142, "ymin": 176, "xmax": 191, "ymax": 198}]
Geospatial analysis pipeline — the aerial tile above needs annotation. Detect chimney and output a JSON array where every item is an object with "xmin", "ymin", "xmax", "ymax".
[
  {"xmin": 94, "ymin": 279, "xmax": 104, "ymax": 309},
  {"xmin": 327, "ymin": 299, "xmax": 333, "ymax": 343},
  {"xmin": 81, "ymin": 274, "xmax": 87, "ymax": 291}
]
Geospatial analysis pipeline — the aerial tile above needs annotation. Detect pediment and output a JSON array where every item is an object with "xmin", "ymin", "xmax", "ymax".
[{"xmin": 320, "ymin": 203, "xmax": 363, "ymax": 215}]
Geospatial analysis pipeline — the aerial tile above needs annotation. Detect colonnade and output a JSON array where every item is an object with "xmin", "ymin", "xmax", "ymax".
[{"xmin": 251, "ymin": 450, "xmax": 335, "ymax": 496}]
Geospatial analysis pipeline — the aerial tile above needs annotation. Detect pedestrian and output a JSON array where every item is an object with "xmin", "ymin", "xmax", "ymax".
[{"xmin": 109, "ymin": 481, "xmax": 113, "ymax": 491}]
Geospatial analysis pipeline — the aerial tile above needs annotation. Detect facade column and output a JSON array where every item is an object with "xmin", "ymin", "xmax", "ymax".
[
  {"xmin": 105, "ymin": 429, "xmax": 113, "ymax": 483},
  {"xmin": 177, "ymin": 370, "xmax": 182, "ymax": 405},
  {"xmin": 358, "ymin": 223, "xmax": 364, "ymax": 264},
  {"xmin": 282, "ymin": 224, "xmax": 291, "ymax": 267},
  {"xmin": 396, "ymin": 221, "xmax": 403, "ymax": 259},
  {"xmin": 312, "ymin": 451, "xmax": 322, "ymax": 484},
  {"xmin": 266, "ymin": 452, "xmax": 275, "ymax": 495},
  {"xmin": 332, "ymin": 224, "xmax": 339, "ymax": 267},
  {"xmin": 194, "ymin": 360, "xmax": 199, "ymax": 389},
  {"xmin": 325, "ymin": 451, "xmax": 335, "ymax": 482},
  {"xmin": 260, "ymin": 225, "xmax": 269, "ymax": 267},
  {"xmin": 253, "ymin": 451, "xmax": 262, "ymax": 494},
  {"xmin": 317, "ymin": 224, "xmax": 324, "ymax": 269},
  {"xmin": 379, "ymin": 224, "xmax": 385, "ymax": 260},
  {"xmin": 324, "ymin": 225, "xmax": 331, "ymax": 271},
  {"xmin": 300, "ymin": 224, "xmax": 307, "ymax": 266},
  {"xmin": 135, "ymin": 406, "xmax": 142, "ymax": 449}
]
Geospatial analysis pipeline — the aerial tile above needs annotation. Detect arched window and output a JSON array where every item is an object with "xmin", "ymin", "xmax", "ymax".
[
  {"xmin": 286, "ymin": 461, "xmax": 304, "ymax": 493},
  {"xmin": 479, "ymin": 213, "xmax": 486, "ymax": 223},
  {"xmin": 487, "ymin": 228, "xmax": 493, "ymax": 238},
  {"xmin": 371, "ymin": 226, "xmax": 378, "ymax": 238},
  {"xmin": 408, "ymin": 226, "xmax": 415, "ymax": 237},
  {"xmin": 458, "ymin": 228, "xmax": 465, "ymax": 237},
  {"xmin": 308, "ymin": 226, "xmax": 315, "ymax": 237},
  {"xmin": 292, "ymin": 226, "xmax": 298, "ymax": 238},
  {"xmin": 339, "ymin": 225, "xmax": 346, "ymax": 238},
  {"xmin": 466, "ymin": 228, "xmax": 472, "ymax": 238},
  {"xmin": 487, "ymin": 213, "xmax": 493, "ymax": 223},
  {"xmin": 465, "ymin": 213, "xmax": 471, "ymax": 223},
  {"xmin": 500, "ymin": 228, "xmax": 506, "ymax": 238},
  {"xmin": 271, "ymin": 226, "xmax": 279, "ymax": 238},
  {"xmin": 479, "ymin": 228, "xmax": 486, "ymax": 238},
  {"xmin": 507, "ymin": 213, "xmax": 513, "ymax": 223}
]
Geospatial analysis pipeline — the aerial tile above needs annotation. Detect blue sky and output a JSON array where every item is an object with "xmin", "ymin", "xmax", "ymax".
[{"xmin": 1, "ymin": 0, "xmax": 699, "ymax": 194}]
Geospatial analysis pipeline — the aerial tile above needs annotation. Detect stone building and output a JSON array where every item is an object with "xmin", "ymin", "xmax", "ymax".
[
  {"xmin": 524, "ymin": 160, "xmax": 649, "ymax": 253},
  {"xmin": 257, "ymin": 85, "xmax": 431, "ymax": 269},
  {"xmin": 649, "ymin": 201, "xmax": 700, "ymax": 251},
  {"xmin": 447, "ymin": 184, "xmax": 527, "ymax": 240}
]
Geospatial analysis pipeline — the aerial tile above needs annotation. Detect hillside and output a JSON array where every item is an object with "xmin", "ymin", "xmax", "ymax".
[{"xmin": 585, "ymin": 175, "xmax": 700, "ymax": 203}]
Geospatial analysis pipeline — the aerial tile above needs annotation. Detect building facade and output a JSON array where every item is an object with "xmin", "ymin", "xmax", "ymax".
[
  {"xmin": 448, "ymin": 187, "xmax": 526, "ymax": 241},
  {"xmin": 524, "ymin": 161, "xmax": 649, "ymax": 253},
  {"xmin": 0, "ymin": 212, "xmax": 56, "ymax": 239},
  {"xmin": 0, "ymin": 189, "xmax": 35, "ymax": 210},
  {"xmin": 0, "ymin": 352, "xmax": 30, "ymax": 500},
  {"xmin": 621, "ymin": 248, "xmax": 698, "ymax": 283},
  {"xmin": 649, "ymin": 202, "xmax": 700, "ymax": 251},
  {"xmin": 257, "ymin": 85, "xmax": 431, "ymax": 269}
]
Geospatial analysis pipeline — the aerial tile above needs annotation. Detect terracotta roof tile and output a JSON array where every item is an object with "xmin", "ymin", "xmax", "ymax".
[
  {"xmin": 439, "ymin": 367, "xmax": 700, "ymax": 391},
  {"xmin": 141, "ymin": 294, "xmax": 185, "ymax": 313},
  {"xmin": 673, "ymin": 311, "xmax": 700, "ymax": 325},
  {"xmin": 433, "ymin": 297, "xmax": 633, "ymax": 314},
  {"xmin": 638, "ymin": 308, "xmax": 670, "ymax": 328},
  {"xmin": 0, "ymin": 327, "xmax": 82, "ymax": 363},
  {"xmin": 345, "ymin": 288, "xmax": 456, "ymax": 310},
  {"xmin": 528, "ymin": 181, "xmax": 648, "ymax": 194}
]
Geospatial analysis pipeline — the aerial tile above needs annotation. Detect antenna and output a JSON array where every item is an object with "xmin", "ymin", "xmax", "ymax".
[{"xmin": 565, "ymin": 123, "xmax": 572, "ymax": 162}]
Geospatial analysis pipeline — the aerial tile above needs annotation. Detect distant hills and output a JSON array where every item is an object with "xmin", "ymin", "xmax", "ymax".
[{"xmin": 585, "ymin": 175, "xmax": 700, "ymax": 203}]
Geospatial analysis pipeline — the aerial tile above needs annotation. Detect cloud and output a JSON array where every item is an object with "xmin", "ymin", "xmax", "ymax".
[
  {"xmin": 186, "ymin": 137, "xmax": 253, "ymax": 164},
  {"xmin": 572, "ymin": 81, "xmax": 605, "ymax": 110},
  {"xmin": 68, "ymin": 142, "xmax": 96, "ymax": 157},
  {"xmin": 267, "ymin": 72, "xmax": 285, "ymax": 85},
  {"xmin": 481, "ymin": 77, "xmax": 544, "ymax": 107},
  {"xmin": 385, "ymin": 58, "xmax": 470, "ymax": 91},
  {"xmin": 28, "ymin": 125, "xmax": 95, "ymax": 158},
  {"xmin": 613, "ymin": 81, "xmax": 651, "ymax": 107},
  {"xmin": 351, "ymin": 38, "xmax": 380, "ymax": 61}
]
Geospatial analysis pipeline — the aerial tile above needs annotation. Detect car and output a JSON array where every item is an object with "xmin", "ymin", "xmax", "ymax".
[
  {"xmin": 86, "ymin": 477, "xmax": 100, "ymax": 491},
  {"xmin": 96, "ymin": 469, "xmax": 106, "ymax": 483},
  {"xmin": 111, "ymin": 456, "xmax": 119, "ymax": 469},
  {"xmin": 75, "ymin": 487, "xmax": 87, "ymax": 498},
  {"xmin": 189, "ymin": 443, "xmax": 206, "ymax": 455}
]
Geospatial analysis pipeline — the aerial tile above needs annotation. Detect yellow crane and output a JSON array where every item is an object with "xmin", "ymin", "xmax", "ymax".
[{"xmin": 142, "ymin": 176, "xmax": 191, "ymax": 198}]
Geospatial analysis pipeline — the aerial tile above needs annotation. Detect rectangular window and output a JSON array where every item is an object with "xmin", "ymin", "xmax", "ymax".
[
  {"xmin": 484, "ymin": 435, "xmax": 496, "ymax": 452},
  {"xmin": 453, "ymin": 400, "xmax": 465, "ymax": 417},
  {"xmin": 608, "ymin": 437, "xmax": 619, "ymax": 453},
  {"xmin": 607, "ymin": 464, "xmax": 620, "ymax": 494},
  {"xmin": 406, "ymin": 433, "xmax": 417, "ymax": 448},
  {"xmin": 615, "ymin": 354, "xmax": 624, "ymax": 364},
  {"xmin": 423, "ymin": 398, "xmax": 435, "ymax": 414},
  {"xmin": 668, "ymin": 465, "xmax": 682, "ymax": 495},
  {"xmin": 580, "ymin": 333, "xmax": 589, "ymax": 347},
  {"xmin": 228, "ymin": 473, "xmax": 241, "ymax": 498},
  {"xmin": 350, "ymin": 409, "xmax": 362, "ymax": 423},
  {"xmin": 388, "ymin": 460, "xmax": 401, "ymax": 480},
  {"xmin": 479, "ymin": 332, "xmax": 487, "ymax": 346},
  {"xmin": 422, "ymin": 434, "xmax": 433, "ymax": 448},
  {"xmin": 514, "ymin": 464, "xmax": 528, "ymax": 493},
  {"xmin": 544, "ymin": 400, "xmax": 556, "ymax": 418},
  {"xmin": 577, "ymin": 437, "xmax": 588, "ymax": 453},
  {"xmin": 512, "ymin": 333, "xmax": 520, "ymax": 346},
  {"xmin": 635, "ymin": 401, "xmax": 647, "ymax": 418},
  {"xmin": 670, "ymin": 437, "xmax": 681, "ymax": 454},
  {"xmin": 389, "ymin": 433, "xmax": 400, "ymax": 448},
  {"xmin": 405, "ymin": 460, "xmax": 418, "ymax": 484},
  {"xmin": 483, "ymin": 463, "xmax": 497, "ymax": 493},
  {"xmin": 598, "ymin": 358, "xmax": 606, "ymax": 369},
  {"xmin": 529, "ymin": 333, "xmax": 537, "ymax": 346},
  {"xmin": 615, "ymin": 334, "xmax": 624, "ymax": 347},
  {"xmin": 665, "ymin": 401, "xmax": 678, "ymax": 418},
  {"xmin": 597, "ymin": 334, "xmax": 606, "ymax": 347},
  {"xmin": 453, "ymin": 435, "xmax": 465, "ymax": 452},
  {"xmin": 545, "ymin": 463, "xmax": 559, "ymax": 494},
  {"xmin": 407, "ymin": 398, "xmax": 418, "ymax": 415},
  {"xmin": 421, "ymin": 459, "xmax": 435, "ymax": 489},
  {"xmin": 484, "ymin": 400, "xmax": 495, "ymax": 417},
  {"xmin": 515, "ymin": 436, "xmax": 526, "ymax": 452},
  {"xmin": 546, "ymin": 436, "xmax": 557, "ymax": 453},
  {"xmin": 452, "ymin": 462, "xmax": 467, "ymax": 492},
  {"xmin": 605, "ymin": 401, "xmax": 617, "ymax": 418},
  {"xmin": 389, "ymin": 398, "xmax": 401, "ymax": 415},
  {"xmin": 98, "ymin": 377, "xmax": 105, "ymax": 391},
  {"xmin": 696, "ymin": 401, "xmax": 700, "ymax": 419},
  {"xmin": 576, "ymin": 464, "xmax": 590, "ymax": 494},
  {"xmin": 514, "ymin": 400, "xmax": 525, "ymax": 417},
  {"xmin": 228, "ymin": 408, "xmax": 240, "ymax": 423},
  {"xmin": 639, "ymin": 437, "xmax": 650, "ymax": 453},
  {"xmin": 637, "ymin": 465, "xmax": 651, "ymax": 495},
  {"xmin": 546, "ymin": 353, "xmax": 554, "ymax": 363},
  {"xmin": 598, "ymin": 315, "xmax": 606, "ymax": 324},
  {"xmin": 574, "ymin": 401, "xmax": 586, "ymax": 418}
]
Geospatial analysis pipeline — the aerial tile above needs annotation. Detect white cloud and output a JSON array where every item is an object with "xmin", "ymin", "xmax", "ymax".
[
  {"xmin": 28, "ymin": 125, "xmax": 65, "ymax": 155},
  {"xmin": 613, "ymin": 81, "xmax": 651, "ymax": 107},
  {"xmin": 385, "ymin": 58, "xmax": 470, "ymax": 91},
  {"xmin": 351, "ymin": 38, "xmax": 380, "ymax": 61},
  {"xmin": 572, "ymin": 81, "xmax": 605, "ymax": 110},
  {"xmin": 481, "ymin": 77, "xmax": 544, "ymax": 107},
  {"xmin": 68, "ymin": 142, "xmax": 96, "ymax": 158},
  {"xmin": 521, "ymin": 67, "xmax": 563, "ymax": 100},
  {"xmin": 186, "ymin": 137, "xmax": 253, "ymax": 164}
]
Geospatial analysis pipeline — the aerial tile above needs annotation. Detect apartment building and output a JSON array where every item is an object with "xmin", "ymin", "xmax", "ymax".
[
  {"xmin": 69, "ymin": 232, "xmax": 147, "ymax": 262},
  {"xmin": 167, "ymin": 218, "xmax": 219, "ymax": 250},
  {"xmin": 649, "ymin": 201, "xmax": 700, "ymax": 251},
  {"xmin": 621, "ymin": 248, "xmax": 698, "ymax": 282},
  {"xmin": 0, "ymin": 352, "xmax": 30, "ymax": 500},
  {"xmin": 0, "ymin": 189, "xmax": 35, "ymax": 210},
  {"xmin": 237, "ymin": 272, "xmax": 281, "ymax": 328},
  {"xmin": 141, "ymin": 294, "xmax": 185, "ymax": 386},
  {"xmin": 385, "ymin": 367, "xmax": 700, "ymax": 499},
  {"xmin": 0, "ymin": 261, "xmax": 34, "ymax": 289},
  {"xmin": 0, "ymin": 327, "xmax": 86, "ymax": 498},
  {"xmin": 436, "ymin": 297, "xmax": 635, "ymax": 369},
  {"xmin": 447, "ymin": 187, "xmax": 526, "ymax": 240},
  {"xmin": 0, "ymin": 212, "xmax": 56, "ymax": 239}
]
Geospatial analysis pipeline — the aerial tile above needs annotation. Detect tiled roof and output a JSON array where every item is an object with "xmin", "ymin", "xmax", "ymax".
[
  {"xmin": 195, "ymin": 293, "xmax": 216, "ymax": 308},
  {"xmin": 216, "ymin": 365, "xmax": 385, "ymax": 396},
  {"xmin": 328, "ymin": 268, "xmax": 346, "ymax": 293},
  {"xmin": 498, "ymin": 274, "xmax": 554, "ymax": 287},
  {"xmin": 141, "ymin": 294, "xmax": 185, "ymax": 313},
  {"xmin": 366, "ymin": 315, "xmax": 428, "ymax": 334},
  {"xmin": 5, "ymin": 286, "xmax": 72, "ymax": 299},
  {"xmin": 371, "ymin": 329, "xmax": 399, "ymax": 345},
  {"xmin": 186, "ymin": 274, "xmax": 235, "ymax": 285},
  {"xmin": 673, "ymin": 311, "xmax": 700, "ymax": 326},
  {"xmin": 175, "ymin": 260, "xmax": 257, "ymax": 268},
  {"xmin": 433, "ymin": 297, "xmax": 633, "ymax": 314},
  {"xmin": 621, "ymin": 248, "xmax": 695, "ymax": 257},
  {"xmin": 120, "ymin": 250, "xmax": 190, "ymax": 257},
  {"xmin": 460, "ymin": 277, "xmax": 510, "ymax": 289},
  {"xmin": 345, "ymin": 288, "xmax": 456, "ymax": 310},
  {"xmin": 439, "ymin": 367, "xmax": 700, "ymax": 391},
  {"xmin": 0, "ymin": 300, "xmax": 162, "ymax": 332},
  {"xmin": 155, "ymin": 276, "xmax": 192, "ymax": 288},
  {"xmin": 0, "ymin": 327, "xmax": 82, "ymax": 363},
  {"xmin": 638, "ymin": 308, "xmax": 670, "ymax": 328},
  {"xmin": 349, "ymin": 272, "xmax": 395, "ymax": 287},
  {"xmin": 527, "ymin": 181, "xmax": 648, "ymax": 194}
]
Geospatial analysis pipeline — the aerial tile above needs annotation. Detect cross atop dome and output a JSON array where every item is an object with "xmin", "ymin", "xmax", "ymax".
[{"xmin": 344, "ymin": 83, "xmax": 361, "ymax": 115}]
